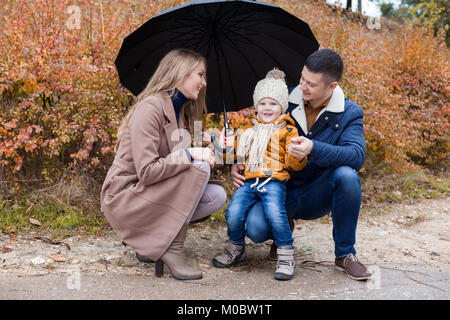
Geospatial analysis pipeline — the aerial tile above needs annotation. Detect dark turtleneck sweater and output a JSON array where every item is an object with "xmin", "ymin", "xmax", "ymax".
[
  {"xmin": 170, "ymin": 89, "xmax": 192, "ymax": 162},
  {"xmin": 170, "ymin": 89, "xmax": 188, "ymax": 122}
]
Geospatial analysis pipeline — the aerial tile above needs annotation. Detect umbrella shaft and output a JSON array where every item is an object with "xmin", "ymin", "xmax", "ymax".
[{"xmin": 214, "ymin": 39, "xmax": 229, "ymax": 134}]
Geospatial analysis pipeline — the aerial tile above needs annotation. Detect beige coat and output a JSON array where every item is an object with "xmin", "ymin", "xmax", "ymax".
[{"xmin": 100, "ymin": 93, "xmax": 208, "ymax": 260}]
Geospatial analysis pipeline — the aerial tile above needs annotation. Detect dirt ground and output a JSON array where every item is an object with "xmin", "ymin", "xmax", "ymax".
[{"xmin": 1, "ymin": 197, "xmax": 448, "ymax": 279}]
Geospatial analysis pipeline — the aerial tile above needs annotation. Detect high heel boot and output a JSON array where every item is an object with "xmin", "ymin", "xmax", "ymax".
[{"xmin": 156, "ymin": 223, "xmax": 202, "ymax": 280}]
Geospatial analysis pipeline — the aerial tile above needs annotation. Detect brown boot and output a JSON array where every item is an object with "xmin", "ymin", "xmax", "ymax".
[{"xmin": 158, "ymin": 223, "xmax": 202, "ymax": 280}]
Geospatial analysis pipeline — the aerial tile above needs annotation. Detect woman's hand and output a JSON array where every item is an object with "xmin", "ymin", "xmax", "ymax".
[
  {"xmin": 231, "ymin": 164, "xmax": 245, "ymax": 189},
  {"xmin": 188, "ymin": 147, "xmax": 216, "ymax": 168}
]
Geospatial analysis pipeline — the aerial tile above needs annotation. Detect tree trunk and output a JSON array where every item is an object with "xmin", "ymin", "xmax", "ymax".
[
  {"xmin": 346, "ymin": 0, "xmax": 352, "ymax": 11},
  {"xmin": 358, "ymin": 0, "xmax": 362, "ymax": 13}
]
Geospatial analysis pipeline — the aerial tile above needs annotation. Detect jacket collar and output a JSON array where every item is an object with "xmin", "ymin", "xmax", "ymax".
[
  {"xmin": 158, "ymin": 92, "xmax": 185, "ymax": 152},
  {"xmin": 158, "ymin": 92, "xmax": 185, "ymax": 127},
  {"xmin": 288, "ymin": 85, "xmax": 345, "ymax": 134}
]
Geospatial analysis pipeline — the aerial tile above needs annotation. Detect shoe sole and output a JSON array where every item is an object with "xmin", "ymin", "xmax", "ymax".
[
  {"xmin": 136, "ymin": 253, "xmax": 155, "ymax": 263},
  {"xmin": 335, "ymin": 266, "xmax": 372, "ymax": 281},
  {"xmin": 158, "ymin": 260, "xmax": 203, "ymax": 280},
  {"xmin": 170, "ymin": 272, "xmax": 203, "ymax": 281},
  {"xmin": 149, "ymin": 259, "xmax": 203, "ymax": 280},
  {"xmin": 274, "ymin": 272, "xmax": 294, "ymax": 281}
]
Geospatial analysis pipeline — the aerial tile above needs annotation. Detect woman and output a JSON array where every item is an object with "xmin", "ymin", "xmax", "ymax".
[{"xmin": 100, "ymin": 49, "xmax": 227, "ymax": 280}]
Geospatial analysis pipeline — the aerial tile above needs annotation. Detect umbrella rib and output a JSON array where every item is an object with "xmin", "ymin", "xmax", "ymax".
[
  {"xmin": 217, "ymin": 5, "xmax": 255, "ymax": 29},
  {"xmin": 219, "ymin": 33, "xmax": 260, "ymax": 83},
  {"xmin": 231, "ymin": 31, "xmax": 313, "ymax": 86},
  {"xmin": 221, "ymin": 6, "xmax": 317, "ymax": 45},
  {"xmin": 228, "ymin": 23, "xmax": 315, "ymax": 62},
  {"xmin": 215, "ymin": 40, "xmax": 240, "ymax": 109},
  {"xmin": 138, "ymin": 30, "xmax": 208, "ymax": 60},
  {"xmin": 167, "ymin": 5, "xmax": 212, "ymax": 24},
  {"xmin": 222, "ymin": 11, "xmax": 258, "ymax": 30},
  {"xmin": 224, "ymin": 27, "xmax": 310, "ymax": 87},
  {"xmin": 160, "ymin": 20, "xmax": 212, "ymax": 50},
  {"xmin": 247, "ymin": 17, "xmax": 318, "ymax": 45},
  {"xmin": 174, "ymin": 33, "xmax": 210, "ymax": 52},
  {"xmin": 221, "ymin": 27, "xmax": 286, "ymax": 74},
  {"xmin": 167, "ymin": 21, "xmax": 207, "ymax": 34},
  {"xmin": 167, "ymin": 26, "xmax": 208, "ymax": 41}
]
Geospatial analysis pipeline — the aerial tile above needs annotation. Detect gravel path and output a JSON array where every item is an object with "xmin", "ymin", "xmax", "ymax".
[{"xmin": 1, "ymin": 198, "xmax": 449, "ymax": 299}]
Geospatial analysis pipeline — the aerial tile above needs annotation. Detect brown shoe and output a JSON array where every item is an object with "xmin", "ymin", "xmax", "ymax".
[
  {"xmin": 268, "ymin": 219, "xmax": 295, "ymax": 261},
  {"xmin": 335, "ymin": 253, "xmax": 372, "ymax": 280}
]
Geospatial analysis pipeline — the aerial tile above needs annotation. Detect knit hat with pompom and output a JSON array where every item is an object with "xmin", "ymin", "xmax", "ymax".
[{"xmin": 253, "ymin": 68, "xmax": 289, "ymax": 113}]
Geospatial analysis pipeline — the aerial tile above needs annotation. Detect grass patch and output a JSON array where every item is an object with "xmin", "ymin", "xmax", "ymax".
[
  {"xmin": 0, "ymin": 197, "xmax": 108, "ymax": 235},
  {"xmin": 209, "ymin": 201, "xmax": 228, "ymax": 224},
  {"xmin": 360, "ymin": 169, "xmax": 448, "ymax": 205},
  {"xmin": 0, "ymin": 173, "xmax": 109, "ymax": 235},
  {"xmin": 0, "ymin": 168, "xmax": 447, "ymax": 233}
]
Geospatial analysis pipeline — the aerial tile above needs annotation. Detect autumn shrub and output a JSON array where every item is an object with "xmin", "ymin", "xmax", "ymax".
[
  {"xmin": 287, "ymin": 0, "xmax": 449, "ymax": 173},
  {"xmin": 0, "ymin": 0, "xmax": 448, "ymax": 189}
]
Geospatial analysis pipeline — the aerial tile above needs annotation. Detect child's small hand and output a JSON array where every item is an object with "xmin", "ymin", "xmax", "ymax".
[
  {"xmin": 231, "ymin": 164, "xmax": 245, "ymax": 189},
  {"xmin": 218, "ymin": 127, "xmax": 235, "ymax": 149}
]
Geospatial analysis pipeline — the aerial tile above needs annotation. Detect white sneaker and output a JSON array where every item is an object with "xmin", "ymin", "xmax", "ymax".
[{"xmin": 274, "ymin": 247, "xmax": 295, "ymax": 280}]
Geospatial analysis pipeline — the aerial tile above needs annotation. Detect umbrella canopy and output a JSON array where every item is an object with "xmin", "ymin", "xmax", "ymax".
[{"xmin": 115, "ymin": 0, "xmax": 319, "ymax": 113}]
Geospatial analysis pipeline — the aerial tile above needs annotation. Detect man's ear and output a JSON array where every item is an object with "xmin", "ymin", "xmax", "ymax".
[{"xmin": 328, "ymin": 81, "xmax": 338, "ymax": 91}]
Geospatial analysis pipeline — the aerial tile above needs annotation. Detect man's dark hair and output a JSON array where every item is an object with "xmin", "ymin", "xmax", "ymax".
[{"xmin": 305, "ymin": 49, "xmax": 344, "ymax": 84}]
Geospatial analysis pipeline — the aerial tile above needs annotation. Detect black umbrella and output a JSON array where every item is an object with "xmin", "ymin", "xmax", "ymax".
[{"xmin": 115, "ymin": 0, "xmax": 319, "ymax": 120}]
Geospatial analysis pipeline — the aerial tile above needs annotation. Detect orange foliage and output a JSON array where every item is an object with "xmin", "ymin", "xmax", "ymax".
[
  {"xmin": 0, "ymin": 0, "xmax": 448, "ymax": 182},
  {"xmin": 290, "ymin": 1, "xmax": 449, "ymax": 172}
]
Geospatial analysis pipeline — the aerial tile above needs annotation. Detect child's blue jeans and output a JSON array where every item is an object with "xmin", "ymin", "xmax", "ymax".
[
  {"xmin": 244, "ymin": 166, "xmax": 361, "ymax": 258},
  {"xmin": 225, "ymin": 178, "xmax": 293, "ymax": 247}
]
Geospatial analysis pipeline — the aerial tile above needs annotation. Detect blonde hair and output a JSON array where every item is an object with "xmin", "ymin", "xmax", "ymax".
[{"xmin": 115, "ymin": 48, "xmax": 207, "ymax": 151}]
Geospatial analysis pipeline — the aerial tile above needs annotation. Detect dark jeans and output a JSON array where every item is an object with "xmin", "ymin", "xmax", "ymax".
[
  {"xmin": 226, "ymin": 178, "xmax": 293, "ymax": 247},
  {"xmin": 244, "ymin": 166, "xmax": 361, "ymax": 257}
]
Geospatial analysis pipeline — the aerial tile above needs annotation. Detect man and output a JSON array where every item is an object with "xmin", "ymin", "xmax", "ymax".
[{"xmin": 231, "ymin": 49, "xmax": 371, "ymax": 280}]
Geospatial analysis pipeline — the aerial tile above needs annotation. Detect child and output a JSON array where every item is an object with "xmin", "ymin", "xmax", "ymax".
[{"xmin": 213, "ymin": 69, "xmax": 307, "ymax": 280}]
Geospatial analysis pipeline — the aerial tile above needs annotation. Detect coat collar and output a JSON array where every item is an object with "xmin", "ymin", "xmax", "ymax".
[
  {"xmin": 288, "ymin": 85, "xmax": 345, "ymax": 134},
  {"xmin": 159, "ymin": 92, "xmax": 177, "ymax": 123},
  {"xmin": 158, "ymin": 92, "xmax": 185, "ymax": 152},
  {"xmin": 157, "ymin": 92, "xmax": 185, "ymax": 127}
]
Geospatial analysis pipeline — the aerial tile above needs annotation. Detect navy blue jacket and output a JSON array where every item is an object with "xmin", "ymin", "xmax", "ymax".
[{"xmin": 286, "ymin": 85, "xmax": 365, "ymax": 188}]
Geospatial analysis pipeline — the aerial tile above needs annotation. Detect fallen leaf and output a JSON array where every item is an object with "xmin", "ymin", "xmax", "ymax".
[
  {"xmin": 2, "ymin": 246, "xmax": 12, "ymax": 253},
  {"xmin": 49, "ymin": 254, "xmax": 66, "ymax": 262},
  {"xmin": 29, "ymin": 218, "xmax": 42, "ymax": 226},
  {"xmin": 25, "ymin": 203, "xmax": 35, "ymax": 214},
  {"xmin": 6, "ymin": 226, "xmax": 17, "ymax": 234}
]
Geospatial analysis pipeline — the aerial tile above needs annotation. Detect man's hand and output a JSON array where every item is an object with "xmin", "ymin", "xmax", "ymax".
[
  {"xmin": 230, "ymin": 164, "xmax": 245, "ymax": 189},
  {"xmin": 288, "ymin": 136, "xmax": 313, "ymax": 159}
]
